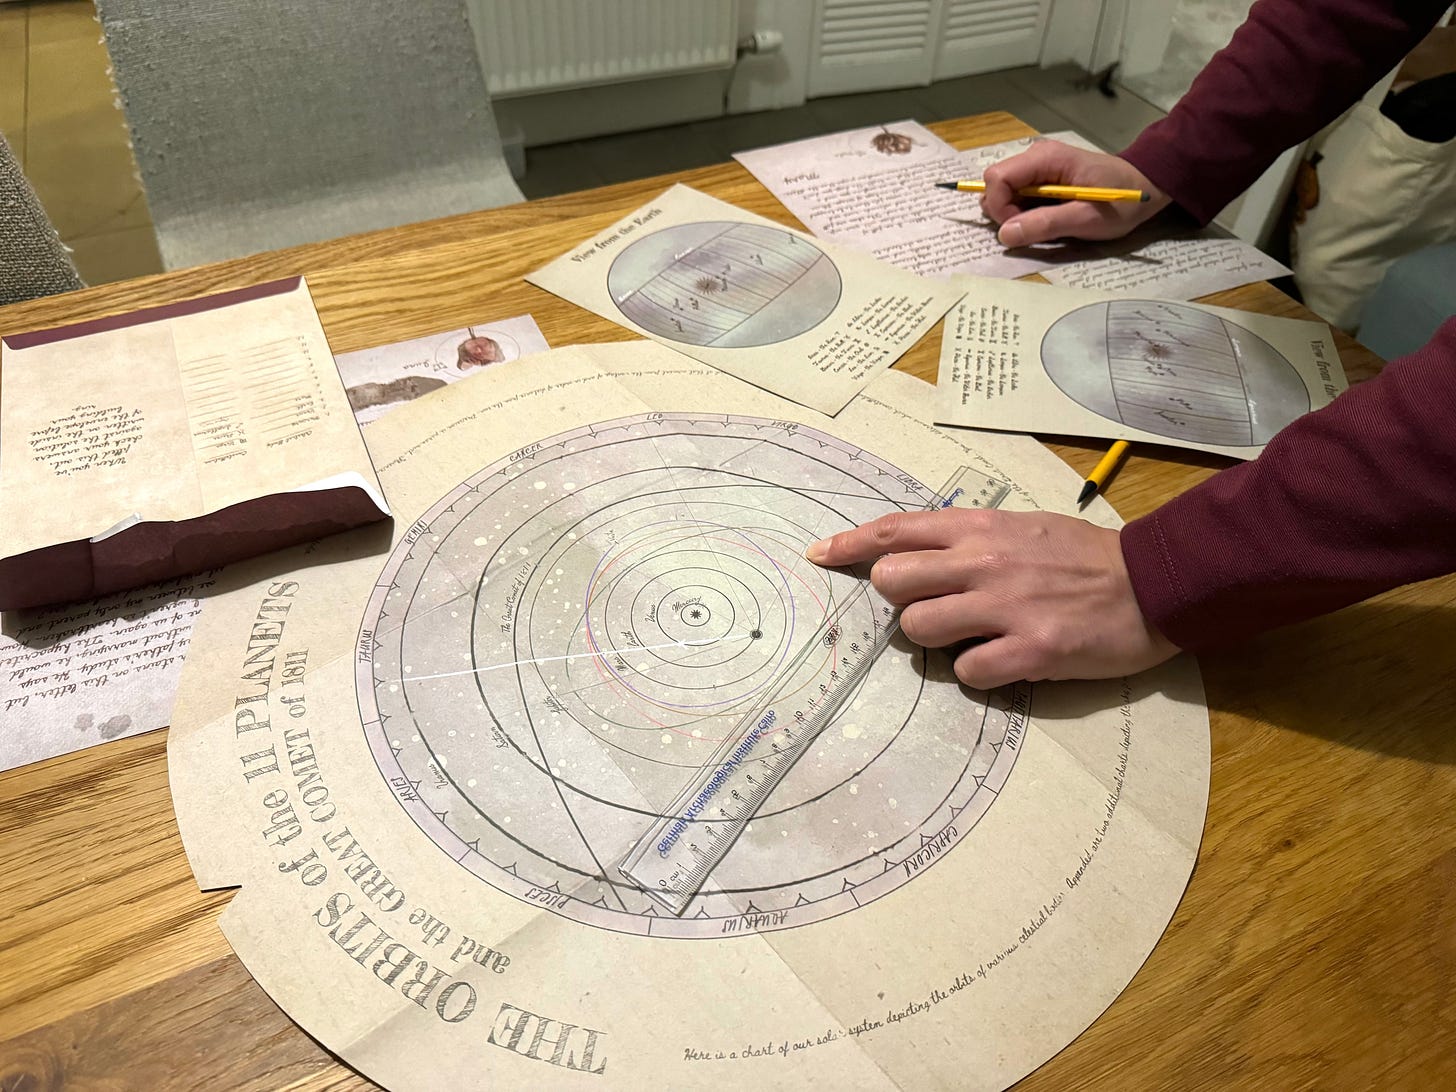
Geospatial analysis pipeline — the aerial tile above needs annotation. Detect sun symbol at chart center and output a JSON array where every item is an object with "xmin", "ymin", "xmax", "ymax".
[{"xmin": 357, "ymin": 411, "xmax": 1029, "ymax": 939}]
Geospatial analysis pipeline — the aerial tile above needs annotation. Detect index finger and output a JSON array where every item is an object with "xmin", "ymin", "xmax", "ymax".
[{"xmin": 805, "ymin": 510, "xmax": 985, "ymax": 568}]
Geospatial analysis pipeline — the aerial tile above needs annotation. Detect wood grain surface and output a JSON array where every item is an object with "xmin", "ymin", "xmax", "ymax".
[{"xmin": 2, "ymin": 113, "xmax": 1453, "ymax": 1091}]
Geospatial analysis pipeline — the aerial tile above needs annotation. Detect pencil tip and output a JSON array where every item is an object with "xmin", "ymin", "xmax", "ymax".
[
  {"xmin": 933, "ymin": 181, "xmax": 958, "ymax": 190},
  {"xmin": 1076, "ymin": 481, "xmax": 1097, "ymax": 505}
]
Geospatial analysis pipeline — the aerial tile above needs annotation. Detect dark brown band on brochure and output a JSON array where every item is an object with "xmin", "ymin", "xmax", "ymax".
[
  {"xmin": 1, "ymin": 277, "xmax": 304, "ymax": 351},
  {"xmin": 0, "ymin": 484, "xmax": 388, "ymax": 612}
]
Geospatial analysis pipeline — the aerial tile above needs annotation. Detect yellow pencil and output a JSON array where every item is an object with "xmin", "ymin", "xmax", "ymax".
[
  {"xmin": 1077, "ymin": 441, "xmax": 1131, "ymax": 506},
  {"xmin": 934, "ymin": 181, "xmax": 1149, "ymax": 203}
]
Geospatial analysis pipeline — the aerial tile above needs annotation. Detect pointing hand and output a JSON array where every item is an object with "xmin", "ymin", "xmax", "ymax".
[{"xmin": 806, "ymin": 509, "xmax": 1179, "ymax": 689}]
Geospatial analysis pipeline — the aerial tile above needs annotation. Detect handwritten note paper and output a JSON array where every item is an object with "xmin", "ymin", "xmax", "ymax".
[
  {"xmin": 1039, "ymin": 233, "xmax": 1291, "ymax": 297},
  {"xmin": 934, "ymin": 276, "xmax": 1344, "ymax": 458},
  {"xmin": 27, "ymin": 404, "xmax": 147, "ymax": 476},
  {"xmin": 735, "ymin": 123, "xmax": 1291, "ymax": 298},
  {"xmin": 736, "ymin": 121, "xmax": 1068, "ymax": 280},
  {"xmin": 0, "ymin": 574, "xmax": 214, "ymax": 769},
  {"xmin": 525, "ymin": 184, "xmax": 963, "ymax": 414}
]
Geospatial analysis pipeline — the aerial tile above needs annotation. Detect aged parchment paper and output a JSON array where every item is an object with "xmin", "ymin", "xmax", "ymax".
[
  {"xmin": 734, "ymin": 122, "xmax": 1290, "ymax": 298},
  {"xmin": 936, "ymin": 276, "xmax": 1344, "ymax": 458},
  {"xmin": 0, "ymin": 278, "xmax": 387, "ymax": 609},
  {"xmin": 1, "ymin": 313, "xmax": 549, "ymax": 773},
  {"xmin": 524, "ymin": 185, "xmax": 963, "ymax": 415},
  {"xmin": 169, "ymin": 342, "xmax": 1209, "ymax": 1090},
  {"xmin": 734, "ymin": 120, "xmax": 1068, "ymax": 281}
]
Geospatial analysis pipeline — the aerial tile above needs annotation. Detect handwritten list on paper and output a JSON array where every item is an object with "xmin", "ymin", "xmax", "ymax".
[
  {"xmin": 181, "ymin": 334, "xmax": 335, "ymax": 462},
  {"xmin": 806, "ymin": 292, "xmax": 945, "ymax": 382},
  {"xmin": 943, "ymin": 301, "xmax": 1025, "ymax": 405},
  {"xmin": 735, "ymin": 121, "xmax": 1291, "ymax": 299}
]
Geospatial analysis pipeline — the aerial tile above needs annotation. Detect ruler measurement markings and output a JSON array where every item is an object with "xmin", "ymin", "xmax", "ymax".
[{"xmin": 619, "ymin": 466, "xmax": 1013, "ymax": 914}]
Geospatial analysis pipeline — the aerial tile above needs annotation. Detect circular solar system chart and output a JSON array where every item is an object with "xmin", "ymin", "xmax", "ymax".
[
  {"xmin": 606, "ymin": 222, "xmax": 843, "ymax": 348},
  {"xmin": 1041, "ymin": 299, "xmax": 1310, "ymax": 446},
  {"xmin": 358, "ymin": 413, "xmax": 1027, "ymax": 938}
]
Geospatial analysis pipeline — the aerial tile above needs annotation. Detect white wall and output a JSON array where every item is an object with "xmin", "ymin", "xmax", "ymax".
[
  {"xmin": 1040, "ymin": 0, "xmax": 1105, "ymax": 69},
  {"xmin": 729, "ymin": 0, "xmax": 814, "ymax": 112},
  {"xmin": 1041, "ymin": 0, "xmax": 1158, "ymax": 74}
]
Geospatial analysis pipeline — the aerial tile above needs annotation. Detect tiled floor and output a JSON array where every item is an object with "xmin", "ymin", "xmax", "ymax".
[
  {"xmin": 1, "ymin": 0, "xmax": 162, "ymax": 287},
  {"xmin": 2, "ymin": 0, "xmax": 1168, "ymax": 286}
]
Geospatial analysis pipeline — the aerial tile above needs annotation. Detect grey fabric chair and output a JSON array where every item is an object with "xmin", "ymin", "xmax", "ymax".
[
  {"xmin": 94, "ymin": 0, "xmax": 525, "ymax": 270},
  {"xmin": 0, "ymin": 131, "xmax": 84, "ymax": 306}
]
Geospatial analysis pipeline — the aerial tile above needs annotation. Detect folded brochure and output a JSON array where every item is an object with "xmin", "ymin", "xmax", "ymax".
[{"xmin": 0, "ymin": 277, "xmax": 389, "ymax": 610}]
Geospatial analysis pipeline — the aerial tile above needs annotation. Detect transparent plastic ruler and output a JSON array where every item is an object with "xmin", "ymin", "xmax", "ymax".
[{"xmin": 619, "ymin": 465, "xmax": 1012, "ymax": 914}]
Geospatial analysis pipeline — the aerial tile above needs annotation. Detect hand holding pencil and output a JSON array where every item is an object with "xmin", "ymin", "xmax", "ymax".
[{"xmin": 972, "ymin": 139, "xmax": 1171, "ymax": 248}]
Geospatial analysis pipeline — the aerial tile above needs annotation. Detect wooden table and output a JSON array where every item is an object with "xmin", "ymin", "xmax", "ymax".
[{"xmin": 3, "ymin": 113, "xmax": 1454, "ymax": 1090}]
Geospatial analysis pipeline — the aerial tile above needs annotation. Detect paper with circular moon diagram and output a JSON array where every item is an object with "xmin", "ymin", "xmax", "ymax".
[
  {"xmin": 935, "ymin": 275, "xmax": 1347, "ymax": 458},
  {"xmin": 524, "ymin": 184, "xmax": 965, "ymax": 416}
]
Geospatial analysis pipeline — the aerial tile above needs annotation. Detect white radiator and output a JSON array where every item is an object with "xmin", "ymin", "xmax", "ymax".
[{"xmin": 469, "ymin": 0, "xmax": 739, "ymax": 99}]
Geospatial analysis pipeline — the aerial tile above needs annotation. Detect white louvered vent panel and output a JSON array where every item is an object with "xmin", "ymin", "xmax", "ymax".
[
  {"xmin": 820, "ymin": 0, "xmax": 935, "ymax": 57},
  {"xmin": 808, "ymin": 0, "xmax": 942, "ymax": 97},
  {"xmin": 933, "ymin": 0, "xmax": 1051, "ymax": 80},
  {"xmin": 942, "ymin": 0, "xmax": 1043, "ymax": 41},
  {"xmin": 474, "ymin": 0, "xmax": 738, "ymax": 98}
]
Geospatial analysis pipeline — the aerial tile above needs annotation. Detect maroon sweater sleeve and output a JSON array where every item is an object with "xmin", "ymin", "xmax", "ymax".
[
  {"xmin": 1122, "ymin": 318, "xmax": 1456, "ymax": 650},
  {"xmin": 1120, "ymin": 0, "xmax": 1450, "ymax": 224}
]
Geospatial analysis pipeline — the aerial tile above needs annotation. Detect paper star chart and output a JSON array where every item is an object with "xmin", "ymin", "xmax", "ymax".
[
  {"xmin": 168, "ymin": 348, "xmax": 1209, "ymax": 1091},
  {"xmin": 358, "ymin": 412, "xmax": 1027, "ymax": 937}
]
